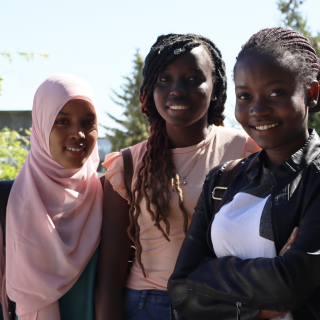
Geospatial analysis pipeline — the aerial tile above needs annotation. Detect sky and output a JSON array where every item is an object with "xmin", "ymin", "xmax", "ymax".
[{"xmin": 1, "ymin": 0, "xmax": 319, "ymax": 136}]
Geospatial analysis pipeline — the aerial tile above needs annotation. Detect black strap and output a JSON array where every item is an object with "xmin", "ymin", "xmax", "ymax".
[
  {"xmin": 121, "ymin": 148, "xmax": 136, "ymax": 267},
  {"xmin": 122, "ymin": 148, "xmax": 134, "ymax": 200},
  {"xmin": 212, "ymin": 159, "xmax": 243, "ymax": 215},
  {"xmin": 99, "ymin": 175, "xmax": 105, "ymax": 189},
  {"xmin": 0, "ymin": 180, "xmax": 14, "ymax": 246}
]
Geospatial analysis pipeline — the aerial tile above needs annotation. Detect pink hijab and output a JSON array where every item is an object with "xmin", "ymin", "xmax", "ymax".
[{"xmin": 6, "ymin": 74, "xmax": 103, "ymax": 320}]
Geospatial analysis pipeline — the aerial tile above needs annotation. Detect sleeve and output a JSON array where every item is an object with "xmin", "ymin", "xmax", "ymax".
[
  {"xmin": 185, "ymin": 193, "xmax": 320, "ymax": 313},
  {"xmin": 102, "ymin": 152, "xmax": 131, "ymax": 204},
  {"xmin": 168, "ymin": 181, "xmax": 260, "ymax": 320},
  {"xmin": 244, "ymin": 136, "xmax": 261, "ymax": 158}
]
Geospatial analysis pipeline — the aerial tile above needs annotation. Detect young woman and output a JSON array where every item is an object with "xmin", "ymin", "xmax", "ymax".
[
  {"xmin": 6, "ymin": 74, "xmax": 103, "ymax": 320},
  {"xmin": 168, "ymin": 27, "xmax": 320, "ymax": 319},
  {"xmin": 95, "ymin": 33, "xmax": 262, "ymax": 320}
]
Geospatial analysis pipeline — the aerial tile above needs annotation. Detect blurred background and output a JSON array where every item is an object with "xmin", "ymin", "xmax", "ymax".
[{"xmin": 1, "ymin": 0, "xmax": 319, "ymax": 179}]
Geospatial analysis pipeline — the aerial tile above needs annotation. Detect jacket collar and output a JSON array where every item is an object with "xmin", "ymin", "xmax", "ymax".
[{"xmin": 245, "ymin": 129, "xmax": 320, "ymax": 182}]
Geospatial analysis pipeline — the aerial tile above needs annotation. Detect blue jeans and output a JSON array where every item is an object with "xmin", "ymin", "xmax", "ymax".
[{"xmin": 123, "ymin": 288, "xmax": 186, "ymax": 320}]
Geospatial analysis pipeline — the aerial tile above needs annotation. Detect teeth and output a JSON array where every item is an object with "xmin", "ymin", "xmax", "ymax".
[
  {"xmin": 66, "ymin": 147, "xmax": 84, "ymax": 152},
  {"xmin": 255, "ymin": 123, "xmax": 278, "ymax": 131},
  {"xmin": 169, "ymin": 105, "xmax": 188, "ymax": 110}
]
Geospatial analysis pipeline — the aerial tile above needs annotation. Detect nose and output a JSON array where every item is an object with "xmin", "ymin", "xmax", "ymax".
[
  {"xmin": 70, "ymin": 125, "xmax": 85, "ymax": 140},
  {"xmin": 170, "ymin": 78, "xmax": 187, "ymax": 97},
  {"xmin": 250, "ymin": 99, "xmax": 272, "ymax": 117}
]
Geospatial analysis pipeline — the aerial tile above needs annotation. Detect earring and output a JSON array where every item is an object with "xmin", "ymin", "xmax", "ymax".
[{"xmin": 309, "ymin": 100, "xmax": 317, "ymax": 107}]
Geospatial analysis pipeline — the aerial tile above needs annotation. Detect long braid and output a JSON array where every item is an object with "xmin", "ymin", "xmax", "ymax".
[
  {"xmin": 235, "ymin": 27, "xmax": 320, "ymax": 112},
  {"xmin": 128, "ymin": 34, "xmax": 227, "ymax": 277}
]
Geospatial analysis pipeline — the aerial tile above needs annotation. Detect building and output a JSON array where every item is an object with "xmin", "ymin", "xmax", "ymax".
[{"xmin": 0, "ymin": 111, "xmax": 32, "ymax": 133}]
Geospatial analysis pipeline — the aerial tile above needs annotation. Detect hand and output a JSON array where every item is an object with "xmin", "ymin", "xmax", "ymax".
[{"xmin": 279, "ymin": 227, "xmax": 299, "ymax": 256}]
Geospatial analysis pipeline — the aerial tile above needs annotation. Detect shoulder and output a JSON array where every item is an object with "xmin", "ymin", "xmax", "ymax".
[
  {"xmin": 129, "ymin": 140, "xmax": 148, "ymax": 163},
  {"xmin": 205, "ymin": 153, "xmax": 256, "ymax": 182},
  {"xmin": 214, "ymin": 126, "xmax": 261, "ymax": 158},
  {"xmin": 102, "ymin": 139, "xmax": 148, "ymax": 203},
  {"xmin": 103, "ymin": 140, "xmax": 148, "ymax": 169}
]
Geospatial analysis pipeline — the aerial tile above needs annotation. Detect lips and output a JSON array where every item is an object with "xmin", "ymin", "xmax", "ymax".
[
  {"xmin": 66, "ymin": 147, "xmax": 85, "ymax": 152},
  {"xmin": 65, "ymin": 146, "xmax": 86, "ymax": 156},
  {"xmin": 250, "ymin": 123, "xmax": 279, "ymax": 131},
  {"xmin": 168, "ymin": 105, "xmax": 189, "ymax": 110}
]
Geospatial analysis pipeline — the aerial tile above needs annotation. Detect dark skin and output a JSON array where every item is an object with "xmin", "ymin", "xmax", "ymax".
[
  {"xmin": 95, "ymin": 48, "xmax": 301, "ymax": 320},
  {"xmin": 153, "ymin": 45, "xmax": 216, "ymax": 148},
  {"xmin": 49, "ymin": 99, "xmax": 98, "ymax": 169},
  {"xmin": 95, "ymin": 45, "xmax": 216, "ymax": 320},
  {"xmin": 235, "ymin": 53, "xmax": 319, "ymax": 170},
  {"xmin": 235, "ymin": 53, "xmax": 319, "ymax": 319}
]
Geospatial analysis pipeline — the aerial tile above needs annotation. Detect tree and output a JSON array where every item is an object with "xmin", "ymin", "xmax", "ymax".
[
  {"xmin": 0, "ymin": 51, "xmax": 48, "ymax": 179},
  {"xmin": 0, "ymin": 52, "xmax": 49, "ymax": 95},
  {"xmin": 277, "ymin": 0, "xmax": 320, "ymax": 132},
  {"xmin": 102, "ymin": 50, "xmax": 150, "ymax": 152},
  {"xmin": 0, "ymin": 127, "xmax": 30, "ymax": 180}
]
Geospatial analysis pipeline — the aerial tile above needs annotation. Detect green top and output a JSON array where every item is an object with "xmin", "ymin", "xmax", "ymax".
[{"xmin": 14, "ymin": 247, "xmax": 99, "ymax": 320}]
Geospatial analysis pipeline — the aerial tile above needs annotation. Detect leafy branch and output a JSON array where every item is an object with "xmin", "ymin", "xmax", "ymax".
[{"xmin": 0, "ymin": 52, "xmax": 49, "ymax": 94}]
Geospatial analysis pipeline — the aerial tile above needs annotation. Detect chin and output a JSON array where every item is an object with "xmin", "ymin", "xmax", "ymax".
[{"xmin": 60, "ymin": 161, "xmax": 86, "ymax": 169}]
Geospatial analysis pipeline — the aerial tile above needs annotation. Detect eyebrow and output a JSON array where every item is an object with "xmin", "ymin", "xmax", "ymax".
[
  {"xmin": 266, "ymin": 80, "xmax": 288, "ymax": 86},
  {"xmin": 236, "ymin": 80, "xmax": 289, "ymax": 90},
  {"xmin": 162, "ymin": 67, "xmax": 202, "ymax": 72},
  {"xmin": 58, "ymin": 112, "xmax": 96, "ymax": 116},
  {"xmin": 235, "ymin": 85, "xmax": 248, "ymax": 89}
]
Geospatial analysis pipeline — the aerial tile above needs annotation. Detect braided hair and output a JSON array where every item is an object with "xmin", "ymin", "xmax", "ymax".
[
  {"xmin": 128, "ymin": 34, "xmax": 227, "ymax": 277},
  {"xmin": 235, "ymin": 27, "xmax": 320, "ymax": 112}
]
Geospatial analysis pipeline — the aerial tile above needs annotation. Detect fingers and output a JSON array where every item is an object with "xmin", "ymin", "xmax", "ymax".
[{"xmin": 279, "ymin": 227, "xmax": 299, "ymax": 256}]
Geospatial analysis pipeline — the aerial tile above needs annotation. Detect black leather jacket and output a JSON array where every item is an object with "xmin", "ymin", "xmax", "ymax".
[{"xmin": 168, "ymin": 129, "xmax": 320, "ymax": 320}]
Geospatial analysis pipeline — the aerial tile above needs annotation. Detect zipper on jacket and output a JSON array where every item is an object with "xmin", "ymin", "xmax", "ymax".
[
  {"xmin": 190, "ymin": 288, "xmax": 247, "ymax": 318},
  {"xmin": 236, "ymin": 302, "xmax": 241, "ymax": 320}
]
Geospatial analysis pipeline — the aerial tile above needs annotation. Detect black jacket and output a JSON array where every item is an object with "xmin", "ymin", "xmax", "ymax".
[{"xmin": 168, "ymin": 129, "xmax": 320, "ymax": 320}]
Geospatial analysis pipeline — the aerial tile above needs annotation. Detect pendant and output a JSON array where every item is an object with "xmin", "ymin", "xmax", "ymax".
[{"xmin": 182, "ymin": 180, "xmax": 187, "ymax": 185}]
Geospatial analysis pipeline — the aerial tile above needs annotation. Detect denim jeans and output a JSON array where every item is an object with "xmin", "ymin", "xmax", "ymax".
[{"xmin": 123, "ymin": 287, "xmax": 186, "ymax": 320}]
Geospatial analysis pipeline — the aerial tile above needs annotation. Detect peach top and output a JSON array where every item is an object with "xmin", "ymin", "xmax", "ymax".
[{"xmin": 103, "ymin": 125, "xmax": 260, "ymax": 290}]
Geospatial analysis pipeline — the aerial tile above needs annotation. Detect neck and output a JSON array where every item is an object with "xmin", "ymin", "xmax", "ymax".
[
  {"xmin": 166, "ymin": 122, "xmax": 210, "ymax": 148},
  {"xmin": 264, "ymin": 130, "xmax": 309, "ymax": 170}
]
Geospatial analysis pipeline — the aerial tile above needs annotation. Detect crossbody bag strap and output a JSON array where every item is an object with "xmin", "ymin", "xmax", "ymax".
[
  {"xmin": 121, "ymin": 148, "xmax": 136, "ymax": 265},
  {"xmin": 121, "ymin": 148, "xmax": 134, "ymax": 200},
  {"xmin": 212, "ymin": 159, "xmax": 243, "ymax": 215}
]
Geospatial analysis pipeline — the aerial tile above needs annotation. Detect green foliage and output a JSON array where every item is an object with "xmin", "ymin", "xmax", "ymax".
[
  {"xmin": 0, "ymin": 52, "xmax": 49, "ymax": 95},
  {"xmin": 0, "ymin": 127, "xmax": 30, "ymax": 181},
  {"xmin": 102, "ymin": 50, "xmax": 150, "ymax": 151},
  {"xmin": 18, "ymin": 52, "xmax": 35, "ymax": 62},
  {"xmin": 277, "ymin": 0, "xmax": 320, "ymax": 132},
  {"xmin": 1, "ymin": 53, "xmax": 12, "ymax": 63}
]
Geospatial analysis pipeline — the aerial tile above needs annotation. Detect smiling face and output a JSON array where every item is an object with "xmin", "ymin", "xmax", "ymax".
[
  {"xmin": 234, "ymin": 53, "xmax": 318, "ymax": 166},
  {"xmin": 153, "ymin": 45, "xmax": 216, "ymax": 131},
  {"xmin": 49, "ymin": 99, "xmax": 98, "ymax": 169}
]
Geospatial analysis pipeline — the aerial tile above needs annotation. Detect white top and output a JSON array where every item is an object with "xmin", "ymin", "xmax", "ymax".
[{"xmin": 211, "ymin": 166, "xmax": 293, "ymax": 320}]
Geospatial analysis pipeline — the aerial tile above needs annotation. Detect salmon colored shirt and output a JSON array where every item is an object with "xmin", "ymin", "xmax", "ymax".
[{"xmin": 103, "ymin": 125, "xmax": 260, "ymax": 290}]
